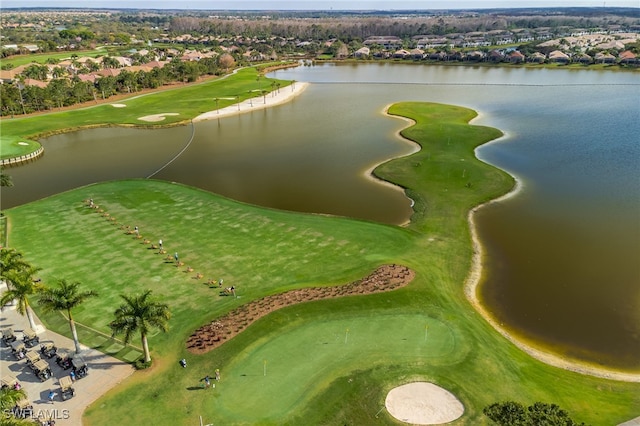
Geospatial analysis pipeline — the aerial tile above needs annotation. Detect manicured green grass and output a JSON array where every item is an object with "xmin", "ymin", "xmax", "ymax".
[
  {"xmin": 4, "ymin": 103, "xmax": 639, "ymax": 425},
  {"xmin": 0, "ymin": 67, "xmax": 289, "ymax": 159},
  {"xmin": 1, "ymin": 48, "xmax": 108, "ymax": 67}
]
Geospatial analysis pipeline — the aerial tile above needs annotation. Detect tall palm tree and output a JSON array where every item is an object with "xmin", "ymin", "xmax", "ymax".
[
  {"xmin": 0, "ymin": 265, "xmax": 42, "ymax": 330},
  {"xmin": 109, "ymin": 290, "xmax": 170, "ymax": 363},
  {"xmin": 38, "ymin": 279, "xmax": 98, "ymax": 354}
]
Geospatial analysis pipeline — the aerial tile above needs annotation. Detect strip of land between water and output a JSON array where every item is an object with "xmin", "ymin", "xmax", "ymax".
[{"xmin": 383, "ymin": 107, "xmax": 640, "ymax": 383}]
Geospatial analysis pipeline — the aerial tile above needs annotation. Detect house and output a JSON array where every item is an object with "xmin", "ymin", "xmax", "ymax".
[
  {"xmin": 364, "ymin": 36, "xmax": 403, "ymax": 49},
  {"xmin": 508, "ymin": 51, "xmax": 525, "ymax": 63},
  {"xmin": 77, "ymin": 74, "xmax": 97, "ymax": 84},
  {"xmin": 393, "ymin": 49, "xmax": 411, "ymax": 59},
  {"xmin": 0, "ymin": 69, "xmax": 16, "ymax": 84},
  {"xmin": 466, "ymin": 51, "xmax": 485, "ymax": 62},
  {"xmin": 22, "ymin": 44, "xmax": 40, "ymax": 52},
  {"xmin": 143, "ymin": 60, "xmax": 168, "ymax": 69},
  {"xmin": 409, "ymin": 48, "xmax": 424, "ymax": 60},
  {"xmin": 96, "ymin": 68, "xmax": 122, "ymax": 78},
  {"xmin": 575, "ymin": 53, "xmax": 593, "ymax": 64},
  {"xmin": 22, "ymin": 78, "xmax": 48, "ymax": 88},
  {"xmin": 548, "ymin": 50, "xmax": 570, "ymax": 63},
  {"xmin": 528, "ymin": 52, "xmax": 546, "ymax": 63},
  {"xmin": 446, "ymin": 51, "xmax": 464, "ymax": 61},
  {"xmin": 594, "ymin": 52, "xmax": 616, "ymax": 64},
  {"xmin": 619, "ymin": 50, "xmax": 638, "ymax": 64},
  {"xmin": 487, "ymin": 50, "xmax": 505, "ymax": 63},
  {"xmin": 353, "ymin": 47, "xmax": 370, "ymax": 58}
]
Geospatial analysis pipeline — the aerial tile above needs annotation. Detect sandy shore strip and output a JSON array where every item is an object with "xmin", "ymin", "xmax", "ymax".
[
  {"xmin": 384, "ymin": 106, "xmax": 639, "ymax": 383},
  {"xmin": 192, "ymin": 82, "xmax": 309, "ymax": 122},
  {"xmin": 464, "ymin": 138, "xmax": 640, "ymax": 383}
]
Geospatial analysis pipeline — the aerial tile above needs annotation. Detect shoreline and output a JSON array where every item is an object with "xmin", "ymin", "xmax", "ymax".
[
  {"xmin": 386, "ymin": 106, "xmax": 640, "ymax": 383},
  {"xmin": 361, "ymin": 105, "xmax": 422, "ymax": 227},
  {"xmin": 464, "ymin": 144, "xmax": 640, "ymax": 383},
  {"xmin": 193, "ymin": 81, "xmax": 309, "ymax": 122}
]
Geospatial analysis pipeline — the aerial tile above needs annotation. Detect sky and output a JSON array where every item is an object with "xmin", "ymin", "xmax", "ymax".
[{"xmin": 1, "ymin": 0, "xmax": 639, "ymax": 9}]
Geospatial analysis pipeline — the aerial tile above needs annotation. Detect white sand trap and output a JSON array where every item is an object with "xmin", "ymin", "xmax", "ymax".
[
  {"xmin": 111, "ymin": 103, "xmax": 127, "ymax": 108},
  {"xmin": 385, "ymin": 382, "xmax": 464, "ymax": 425},
  {"xmin": 138, "ymin": 113, "xmax": 180, "ymax": 122},
  {"xmin": 18, "ymin": 142, "xmax": 29, "ymax": 145}
]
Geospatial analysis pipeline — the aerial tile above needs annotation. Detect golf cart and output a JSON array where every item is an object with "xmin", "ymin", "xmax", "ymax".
[
  {"xmin": 13, "ymin": 398, "xmax": 33, "ymax": 419},
  {"xmin": 56, "ymin": 349, "xmax": 73, "ymax": 370},
  {"xmin": 59, "ymin": 376, "xmax": 75, "ymax": 400},
  {"xmin": 72, "ymin": 355, "xmax": 89, "ymax": 378},
  {"xmin": 2, "ymin": 327, "xmax": 17, "ymax": 345},
  {"xmin": 32, "ymin": 359, "xmax": 52, "ymax": 381},
  {"xmin": 40, "ymin": 342, "xmax": 57, "ymax": 358},
  {"xmin": 1, "ymin": 375, "xmax": 19, "ymax": 390},
  {"xmin": 23, "ymin": 327, "xmax": 39, "ymax": 347},
  {"xmin": 25, "ymin": 350, "xmax": 41, "ymax": 367},
  {"xmin": 11, "ymin": 341, "xmax": 26, "ymax": 360}
]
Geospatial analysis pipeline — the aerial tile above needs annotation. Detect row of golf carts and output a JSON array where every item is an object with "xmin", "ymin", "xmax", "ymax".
[{"xmin": 2, "ymin": 327, "xmax": 89, "ymax": 404}]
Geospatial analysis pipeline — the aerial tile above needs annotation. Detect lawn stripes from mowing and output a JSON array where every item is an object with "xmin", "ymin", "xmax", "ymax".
[{"xmin": 82, "ymin": 198, "xmax": 218, "ymax": 286}]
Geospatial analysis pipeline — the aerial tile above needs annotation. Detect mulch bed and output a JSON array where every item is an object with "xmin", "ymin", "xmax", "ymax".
[{"xmin": 186, "ymin": 264, "xmax": 415, "ymax": 354}]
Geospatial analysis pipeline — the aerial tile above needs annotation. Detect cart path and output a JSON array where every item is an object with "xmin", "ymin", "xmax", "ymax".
[{"xmin": 1, "ymin": 292, "xmax": 134, "ymax": 426}]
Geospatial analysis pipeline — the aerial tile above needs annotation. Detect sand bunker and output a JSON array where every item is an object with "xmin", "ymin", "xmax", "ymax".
[
  {"xmin": 111, "ymin": 103, "xmax": 127, "ymax": 108},
  {"xmin": 138, "ymin": 113, "xmax": 179, "ymax": 122},
  {"xmin": 385, "ymin": 382, "xmax": 464, "ymax": 425}
]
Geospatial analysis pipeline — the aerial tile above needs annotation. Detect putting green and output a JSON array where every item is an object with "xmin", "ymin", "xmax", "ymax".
[{"xmin": 212, "ymin": 314, "xmax": 454, "ymax": 422}]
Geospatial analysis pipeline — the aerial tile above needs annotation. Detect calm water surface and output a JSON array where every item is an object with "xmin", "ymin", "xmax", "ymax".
[{"xmin": 3, "ymin": 63, "xmax": 639, "ymax": 370}]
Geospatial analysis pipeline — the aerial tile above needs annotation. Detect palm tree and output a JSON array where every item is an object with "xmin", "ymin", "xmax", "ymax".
[
  {"xmin": 38, "ymin": 279, "xmax": 98, "ymax": 354},
  {"xmin": 0, "ymin": 265, "xmax": 43, "ymax": 331},
  {"xmin": 109, "ymin": 290, "xmax": 170, "ymax": 363},
  {"xmin": 0, "ymin": 249, "xmax": 28, "ymax": 279},
  {"xmin": 0, "ymin": 386, "xmax": 33, "ymax": 426},
  {"xmin": 0, "ymin": 386, "xmax": 27, "ymax": 411}
]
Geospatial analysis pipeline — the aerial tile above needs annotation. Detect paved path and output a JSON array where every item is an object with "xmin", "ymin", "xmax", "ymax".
[{"xmin": 1, "ymin": 301, "xmax": 134, "ymax": 425}]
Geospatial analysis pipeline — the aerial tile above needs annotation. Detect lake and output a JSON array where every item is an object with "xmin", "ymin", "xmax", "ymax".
[{"xmin": 3, "ymin": 63, "xmax": 639, "ymax": 370}]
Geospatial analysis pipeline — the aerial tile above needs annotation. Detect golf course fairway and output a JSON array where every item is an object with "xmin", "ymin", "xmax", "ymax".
[{"xmin": 3, "ymin": 102, "xmax": 639, "ymax": 425}]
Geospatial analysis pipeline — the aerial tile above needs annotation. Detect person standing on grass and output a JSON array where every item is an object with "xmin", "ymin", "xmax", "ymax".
[
  {"xmin": 202, "ymin": 375, "xmax": 211, "ymax": 388},
  {"xmin": 159, "ymin": 239, "xmax": 163, "ymax": 250},
  {"xmin": 215, "ymin": 369, "xmax": 220, "ymax": 381},
  {"xmin": 174, "ymin": 252, "xmax": 179, "ymax": 264}
]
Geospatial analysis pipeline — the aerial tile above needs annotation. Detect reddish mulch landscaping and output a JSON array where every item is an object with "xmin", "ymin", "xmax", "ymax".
[{"xmin": 186, "ymin": 264, "xmax": 415, "ymax": 354}]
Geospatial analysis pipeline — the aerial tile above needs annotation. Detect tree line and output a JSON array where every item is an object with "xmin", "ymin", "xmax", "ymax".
[{"xmin": 0, "ymin": 54, "xmax": 234, "ymax": 117}]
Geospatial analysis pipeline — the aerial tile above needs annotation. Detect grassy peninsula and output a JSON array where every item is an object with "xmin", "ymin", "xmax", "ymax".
[
  {"xmin": 4, "ymin": 102, "xmax": 639, "ymax": 425},
  {"xmin": 0, "ymin": 66, "xmax": 288, "ymax": 160}
]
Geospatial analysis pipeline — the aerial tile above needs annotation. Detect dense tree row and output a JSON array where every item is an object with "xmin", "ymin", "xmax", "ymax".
[
  {"xmin": 2, "ymin": 9, "xmax": 638, "ymax": 54},
  {"xmin": 0, "ymin": 56, "xmax": 230, "ymax": 117}
]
